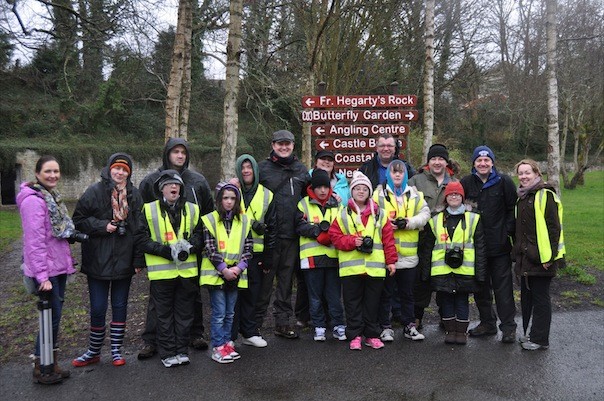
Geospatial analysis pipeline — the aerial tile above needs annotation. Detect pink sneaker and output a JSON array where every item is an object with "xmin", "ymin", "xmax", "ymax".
[
  {"xmin": 349, "ymin": 336, "xmax": 362, "ymax": 351},
  {"xmin": 364, "ymin": 337, "xmax": 384, "ymax": 349}
]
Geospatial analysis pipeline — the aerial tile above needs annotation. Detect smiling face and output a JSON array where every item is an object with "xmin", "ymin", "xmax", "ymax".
[
  {"xmin": 272, "ymin": 140, "xmax": 294, "ymax": 158},
  {"xmin": 241, "ymin": 160, "xmax": 255, "ymax": 186},
  {"xmin": 352, "ymin": 184, "xmax": 370, "ymax": 204},
  {"xmin": 221, "ymin": 189, "xmax": 237, "ymax": 212},
  {"xmin": 517, "ymin": 163, "xmax": 539, "ymax": 187},
  {"xmin": 474, "ymin": 156, "xmax": 493, "ymax": 179},
  {"xmin": 161, "ymin": 183, "xmax": 181, "ymax": 204},
  {"xmin": 110, "ymin": 166, "xmax": 129, "ymax": 186},
  {"xmin": 428, "ymin": 156, "xmax": 447, "ymax": 176},
  {"xmin": 315, "ymin": 157, "xmax": 334, "ymax": 174},
  {"xmin": 446, "ymin": 193, "xmax": 463, "ymax": 208},
  {"xmin": 36, "ymin": 160, "xmax": 61, "ymax": 190},
  {"xmin": 376, "ymin": 137, "xmax": 396, "ymax": 164}
]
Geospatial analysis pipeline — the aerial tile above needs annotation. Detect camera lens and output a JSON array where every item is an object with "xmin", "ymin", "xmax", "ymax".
[
  {"xmin": 177, "ymin": 250, "xmax": 189, "ymax": 261},
  {"xmin": 319, "ymin": 220, "xmax": 330, "ymax": 232},
  {"xmin": 394, "ymin": 218, "xmax": 407, "ymax": 229}
]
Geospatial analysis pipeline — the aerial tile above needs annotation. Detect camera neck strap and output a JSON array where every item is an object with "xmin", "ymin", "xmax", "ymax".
[
  {"xmin": 347, "ymin": 206, "xmax": 379, "ymax": 238},
  {"xmin": 443, "ymin": 213, "xmax": 466, "ymax": 252}
]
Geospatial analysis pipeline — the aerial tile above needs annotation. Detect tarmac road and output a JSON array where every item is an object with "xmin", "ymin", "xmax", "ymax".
[{"xmin": 1, "ymin": 309, "xmax": 602, "ymax": 401}]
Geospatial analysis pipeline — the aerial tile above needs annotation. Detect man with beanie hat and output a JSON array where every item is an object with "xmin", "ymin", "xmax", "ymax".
[
  {"xmin": 257, "ymin": 130, "xmax": 310, "ymax": 339},
  {"xmin": 137, "ymin": 138, "xmax": 214, "ymax": 359},
  {"xmin": 460, "ymin": 145, "xmax": 518, "ymax": 343},
  {"xmin": 359, "ymin": 133, "xmax": 415, "ymax": 189}
]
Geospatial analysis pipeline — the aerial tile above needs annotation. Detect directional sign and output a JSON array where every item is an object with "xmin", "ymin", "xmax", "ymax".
[
  {"xmin": 302, "ymin": 95, "xmax": 417, "ymax": 108},
  {"xmin": 315, "ymin": 138, "xmax": 377, "ymax": 151},
  {"xmin": 311, "ymin": 124, "xmax": 410, "ymax": 137},
  {"xmin": 335, "ymin": 167, "xmax": 359, "ymax": 179},
  {"xmin": 333, "ymin": 152, "xmax": 374, "ymax": 165},
  {"xmin": 302, "ymin": 109, "xmax": 418, "ymax": 123}
]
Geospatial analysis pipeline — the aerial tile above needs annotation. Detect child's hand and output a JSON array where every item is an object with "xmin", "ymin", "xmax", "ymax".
[
  {"xmin": 354, "ymin": 236, "xmax": 363, "ymax": 247},
  {"xmin": 223, "ymin": 268, "xmax": 237, "ymax": 281},
  {"xmin": 386, "ymin": 264, "xmax": 396, "ymax": 276}
]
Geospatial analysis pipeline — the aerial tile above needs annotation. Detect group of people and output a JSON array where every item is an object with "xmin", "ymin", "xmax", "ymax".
[{"xmin": 18, "ymin": 131, "xmax": 565, "ymax": 383}]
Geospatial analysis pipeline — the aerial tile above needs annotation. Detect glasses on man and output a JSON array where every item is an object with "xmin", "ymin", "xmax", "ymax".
[{"xmin": 377, "ymin": 144, "xmax": 395, "ymax": 149}]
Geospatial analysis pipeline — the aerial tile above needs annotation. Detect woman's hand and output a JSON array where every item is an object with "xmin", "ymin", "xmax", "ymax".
[
  {"xmin": 106, "ymin": 222, "xmax": 117, "ymax": 233},
  {"xmin": 38, "ymin": 280, "xmax": 52, "ymax": 291},
  {"xmin": 543, "ymin": 262, "xmax": 552, "ymax": 270}
]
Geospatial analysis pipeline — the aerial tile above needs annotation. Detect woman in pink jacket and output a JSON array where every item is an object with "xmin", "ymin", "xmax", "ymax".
[{"xmin": 16, "ymin": 156, "xmax": 76, "ymax": 384}]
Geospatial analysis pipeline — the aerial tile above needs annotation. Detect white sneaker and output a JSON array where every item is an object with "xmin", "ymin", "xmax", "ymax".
[
  {"xmin": 161, "ymin": 355, "xmax": 180, "ymax": 368},
  {"xmin": 211, "ymin": 346, "xmax": 233, "ymax": 364},
  {"xmin": 380, "ymin": 328, "xmax": 395, "ymax": 342},
  {"xmin": 242, "ymin": 335, "xmax": 268, "ymax": 348},
  {"xmin": 176, "ymin": 353, "xmax": 190, "ymax": 365},
  {"xmin": 332, "ymin": 325, "xmax": 346, "ymax": 341},
  {"xmin": 226, "ymin": 341, "xmax": 241, "ymax": 360},
  {"xmin": 314, "ymin": 327, "xmax": 326, "ymax": 342},
  {"xmin": 404, "ymin": 324, "xmax": 425, "ymax": 341}
]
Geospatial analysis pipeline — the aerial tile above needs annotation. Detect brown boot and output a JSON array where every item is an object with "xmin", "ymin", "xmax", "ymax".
[
  {"xmin": 442, "ymin": 318, "xmax": 456, "ymax": 344},
  {"xmin": 33, "ymin": 357, "xmax": 63, "ymax": 385},
  {"xmin": 53, "ymin": 350, "xmax": 71, "ymax": 379},
  {"xmin": 455, "ymin": 320, "xmax": 469, "ymax": 345}
]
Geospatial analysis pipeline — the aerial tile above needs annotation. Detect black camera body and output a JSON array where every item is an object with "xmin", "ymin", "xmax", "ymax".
[
  {"xmin": 177, "ymin": 249, "xmax": 190, "ymax": 261},
  {"xmin": 445, "ymin": 246, "xmax": 464, "ymax": 268},
  {"xmin": 394, "ymin": 217, "xmax": 407, "ymax": 230},
  {"xmin": 112, "ymin": 221, "xmax": 127, "ymax": 236},
  {"xmin": 252, "ymin": 220, "xmax": 267, "ymax": 235},
  {"xmin": 318, "ymin": 220, "xmax": 331, "ymax": 232},
  {"xmin": 356, "ymin": 236, "xmax": 374, "ymax": 254},
  {"xmin": 68, "ymin": 231, "xmax": 89, "ymax": 243}
]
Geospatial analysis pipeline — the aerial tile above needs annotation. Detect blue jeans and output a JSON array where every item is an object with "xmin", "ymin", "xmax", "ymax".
[
  {"xmin": 87, "ymin": 276, "xmax": 132, "ymax": 327},
  {"xmin": 208, "ymin": 288, "xmax": 238, "ymax": 348},
  {"xmin": 439, "ymin": 291, "xmax": 470, "ymax": 320},
  {"xmin": 34, "ymin": 275, "xmax": 67, "ymax": 356},
  {"xmin": 303, "ymin": 268, "xmax": 345, "ymax": 328}
]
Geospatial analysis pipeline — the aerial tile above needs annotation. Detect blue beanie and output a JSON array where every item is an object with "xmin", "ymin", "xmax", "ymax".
[{"xmin": 472, "ymin": 145, "xmax": 495, "ymax": 164}]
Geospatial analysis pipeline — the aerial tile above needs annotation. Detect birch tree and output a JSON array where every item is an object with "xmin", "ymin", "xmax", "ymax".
[
  {"xmin": 545, "ymin": 0, "xmax": 560, "ymax": 192},
  {"xmin": 422, "ymin": 0, "xmax": 435, "ymax": 161}
]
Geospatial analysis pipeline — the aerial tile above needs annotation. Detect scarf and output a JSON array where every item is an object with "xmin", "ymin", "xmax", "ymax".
[
  {"xmin": 517, "ymin": 176, "xmax": 542, "ymax": 199},
  {"xmin": 111, "ymin": 184, "xmax": 129, "ymax": 222},
  {"xmin": 32, "ymin": 183, "xmax": 75, "ymax": 239},
  {"xmin": 446, "ymin": 204, "xmax": 466, "ymax": 215},
  {"xmin": 270, "ymin": 150, "xmax": 296, "ymax": 166}
]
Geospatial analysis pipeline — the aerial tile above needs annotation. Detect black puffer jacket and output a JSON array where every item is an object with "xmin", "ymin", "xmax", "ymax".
[
  {"xmin": 419, "ymin": 210, "xmax": 488, "ymax": 293},
  {"xmin": 139, "ymin": 138, "xmax": 214, "ymax": 215},
  {"xmin": 460, "ymin": 170, "xmax": 516, "ymax": 257},
  {"xmin": 73, "ymin": 155, "xmax": 144, "ymax": 280},
  {"xmin": 258, "ymin": 155, "xmax": 309, "ymax": 239}
]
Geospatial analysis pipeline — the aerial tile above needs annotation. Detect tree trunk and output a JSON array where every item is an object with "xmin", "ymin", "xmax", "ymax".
[
  {"xmin": 165, "ymin": 0, "xmax": 193, "ymax": 142},
  {"xmin": 220, "ymin": 0, "xmax": 244, "ymax": 180},
  {"xmin": 422, "ymin": 0, "xmax": 435, "ymax": 161},
  {"xmin": 545, "ymin": 0, "xmax": 560, "ymax": 194}
]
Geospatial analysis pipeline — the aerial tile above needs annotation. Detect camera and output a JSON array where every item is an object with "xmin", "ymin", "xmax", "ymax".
[
  {"xmin": 177, "ymin": 249, "xmax": 189, "ymax": 261},
  {"xmin": 445, "ymin": 246, "xmax": 464, "ymax": 268},
  {"xmin": 112, "ymin": 221, "xmax": 127, "ymax": 236},
  {"xmin": 171, "ymin": 240, "xmax": 193, "ymax": 263},
  {"xmin": 356, "ymin": 236, "xmax": 374, "ymax": 254},
  {"xmin": 318, "ymin": 220, "xmax": 331, "ymax": 232},
  {"xmin": 252, "ymin": 220, "xmax": 267, "ymax": 235},
  {"xmin": 67, "ymin": 231, "xmax": 89, "ymax": 243},
  {"xmin": 394, "ymin": 217, "xmax": 407, "ymax": 230}
]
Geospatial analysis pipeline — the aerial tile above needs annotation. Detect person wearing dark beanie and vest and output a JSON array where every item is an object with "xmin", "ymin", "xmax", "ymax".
[
  {"xmin": 513, "ymin": 159, "xmax": 565, "ymax": 351},
  {"xmin": 310, "ymin": 150, "xmax": 350, "ymax": 205},
  {"xmin": 72, "ymin": 153, "xmax": 144, "ymax": 368},
  {"xmin": 420, "ymin": 182, "xmax": 487, "ymax": 344},
  {"xmin": 460, "ymin": 145, "xmax": 518, "ymax": 343},
  {"xmin": 295, "ymin": 168, "xmax": 346, "ymax": 342}
]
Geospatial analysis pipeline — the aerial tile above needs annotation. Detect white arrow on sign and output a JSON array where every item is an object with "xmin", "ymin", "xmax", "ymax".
[
  {"xmin": 319, "ymin": 140, "xmax": 328, "ymax": 150},
  {"xmin": 305, "ymin": 98, "xmax": 316, "ymax": 107},
  {"xmin": 405, "ymin": 111, "xmax": 415, "ymax": 120},
  {"xmin": 315, "ymin": 126, "xmax": 325, "ymax": 135}
]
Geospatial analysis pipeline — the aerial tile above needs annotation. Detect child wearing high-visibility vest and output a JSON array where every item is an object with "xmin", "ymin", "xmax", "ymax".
[
  {"xmin": 295, "ymin": 169, "xmax": 346, "ymax": 342},
  {"xmin": 201, "ymin": 182, "xmax": 253, "ymax": 364},
  {"xmin": 329, "ymin": 171, "xmax": 397, "ymax": 350}
]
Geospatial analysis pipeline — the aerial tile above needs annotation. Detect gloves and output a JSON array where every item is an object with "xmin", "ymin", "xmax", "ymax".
[
  {"xmin": 260, "ymin": 252, "xmax": 273, "ymax": 272},
  {"xmin": 312, "ymin": 225, "xmax": 322, "ymax": 238},
  {"xmin": 159, "ymin": 245, "xmax": 173, "ymax": 261},
  {"xmin": 316, "ymin": 231, "xmax": 332, "ymax": 246}
]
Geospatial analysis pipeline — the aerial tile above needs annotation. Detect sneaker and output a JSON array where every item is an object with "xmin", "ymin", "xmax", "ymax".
[
  {"xmin": 380, "ymin": 328, "xmax": 395, "ymax": 342},
  {"xmin": 176, "ymin": 353, "xmax": 190, "ymax": 365},
  {"xmin": 137, "ymin": 344, "xmax": 157, "ymax": 360},
  {"xmin": 364, "ymin": 337, "xmax": 385, "ymax": 349},
  {"xmin": 72, "ymin": 351, "xmax": 100, "ymax": 367},
  {"xmin": 190, "ymin": 336, "xmax": 209, "ymax": 350},
  {"xmin": 211, "ymin": 346, "xmax": 234, "ymax": 364},
  {"xmin": 314, "ymin": 327, "xmax": 327, "ymax": 342},
  {"xmin": 468, "ymin": 323, "xmax": 497, "ymax": 337},
  {"xmin": 349, "ymin": 336, "xmax": 362, "ymax": 351},
  {"xmin": 161, "ymin": 355, "xmax": 180, "ymax": 368},
  {"xmin": 521, "ymin": 341, "xmax": 549, "ymax": 351},
  {"xmin": 404, "ymin": 324, "xmax": 425, "ymax": 341},
  {"xmin": 332, "ymin": 325, "xmax": 346, "ymax": 341},
  {"xmin": 226, "ymin": 341, "xmax": 241, "ymax": 360},
  {"xmin": 274, "ymin": 325, "xmax": 299, "ymax": 339},
  {"xmin": 242, "ymin": 336, "xmax": 268, "ymax": 348},
  {"xmin": 518, "ymin": 335, "xmax": 530, "ymax": 344}
]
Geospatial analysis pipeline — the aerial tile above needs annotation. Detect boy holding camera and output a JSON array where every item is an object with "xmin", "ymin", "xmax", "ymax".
[
  {"xmin": 419, "ymin": 182, "xmax": 487, "ymax": 345},
  {"xmin": 138, "ymin": 170, "xmax": 203, "ymax": 367},
  {"xmin": 295, "ymin": 169, "xmax": 346, "ymax": 342},
  {"xmin": 329, "ymin": 171, "xmax": 396, "ymax": 350}
]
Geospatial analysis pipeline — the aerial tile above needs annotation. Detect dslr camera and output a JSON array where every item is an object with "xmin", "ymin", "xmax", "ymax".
[
  {"xmin": 318, "ymin": 220, "xmax": 331, "ymax": 232},
  {"xmin": 171, "ymin": 240, "xmax": 193, "ymax": 263},
  {"xmin": 356, "ymin": 236, "xmax": 374, "ymax": 254},
  {"xmin": 67, "ymin": 230, "xmax": 89, "ymax": 244},
  {"xmin": 112, "ymin": 221, "xmax": 127, "ymax": 236},
  {"xmin": 252, "ymin": 220, "xmax": 267, "ymax": 235},
  {"xmin": 445, "ymin": 246, "xmax": 464, "ymax": 268},
  {"xmin": 394, "ymin": 217, "xmax": 407, "ymax": 230}
]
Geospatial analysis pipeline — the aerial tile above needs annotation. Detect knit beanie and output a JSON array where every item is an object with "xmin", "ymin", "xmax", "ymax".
[
  {"xmin": 349, "ymin": 171, "xmax": 373, "ymax": 197},
  {"xmin": 427, "ymin": 144, "xmax": 449, "ymax": 163},
  {"xmin": 444, "ymin": 181, "xmax": 465, "ymax": 201},
  {"xmin": 472, "ymin": 145, "xmax": 495, "ymax": 164},
  {"xmin": 108, "ymin": 153, "xmax": 133, "ymax": 176},
  {"xmin": 155, "ymin": 169, "xmax": 184, "ymax": 192},
  {"xmin": 311, "ymin": 169, "xmax": 331, "ymax": 189}
]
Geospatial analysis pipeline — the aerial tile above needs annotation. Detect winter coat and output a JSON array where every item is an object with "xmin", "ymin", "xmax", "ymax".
[
  {"xmin": 258, "ymin": 155, "xmax": 309, "ymax": 239},
  {"xmin": 309, "ymin": 168, "xmax": 350, "ymax": 205},
  {"xmin": 16, "ymin": 183, "xmax": 75, "ymax": 283},
  {"xmin": 72, "ymin": 162, "xmax": 144, "ymax": 280},
  {"xmin": 138, "ymin": 138, "xmax": 214, "ymax": 215},
  {"xmin": 460, "ymin": 169, "xmax": 516, "ymax": 257},
  {"xmin": 419, "ymin": 209, "xmax": 488, "ymax": 293},
  {"xmin": 513, "ymin": 181, "xmax": 563, "ymax": 277},
  {"xmin": 408, "ymin": 167, "xmax": 455, "ymax": 211},
  {"xmin": 359, "ymin": 153, "xmax": 415, "ymax": 189}
]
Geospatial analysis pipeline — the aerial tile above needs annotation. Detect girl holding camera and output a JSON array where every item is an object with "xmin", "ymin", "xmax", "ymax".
[
  {"xmin": 419, "ymin": 182, "xmax": 487, "ymax": 345},
  {"xmin": 329, "ymin": 171, "xmax": 396, "ymax": 350},
  {"xmin": 72, "ymin": 153, "xmax": 144, "ymax": 367}
]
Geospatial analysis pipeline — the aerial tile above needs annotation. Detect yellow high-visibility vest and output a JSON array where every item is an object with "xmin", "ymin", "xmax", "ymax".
[
  {"xmin": 297, "ymin": 197, "xmax": 339, "ymax": 268},
  {"xmin": 429, "ymin": 212, "xmax": 479, "ymax": 277},
  {"xmin": 534, "ymin": 189, "xmax": 566, "ymax": 262},
  {"xmin": 241, "ymin": 184, "xmax": 273, "ymax": 253}
]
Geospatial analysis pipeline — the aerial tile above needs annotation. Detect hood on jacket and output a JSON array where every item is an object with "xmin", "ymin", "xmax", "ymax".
[
  {"xmin": 236, "ymin": 154, "xmax": 259, "ymax": 194},
  {"xmin": 16, "ymin": 182, "xmax": 42, "ymax": 208},
  {"xmin": 162, "ymin": 137, "xmax": 190, "ymax": 171},
  {"xmin": 385, "ymin": 159, "xmax": 408, "ymax": 197},
  {"xmin": 101, "ymin": 152, "xmax": 134, "ymax": 186}
]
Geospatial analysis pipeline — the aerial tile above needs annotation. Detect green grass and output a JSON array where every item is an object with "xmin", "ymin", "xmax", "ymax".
[{"xmin": 0, "ymin": 209, "xmax": 22, "ymax": 252}]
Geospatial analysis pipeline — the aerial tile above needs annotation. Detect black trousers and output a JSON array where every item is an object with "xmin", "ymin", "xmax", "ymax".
[
  {"xmin": 521, "ymin": 275, "xmax": 552, "ymax": 346},
  {"xmin": 342, "ymin": 275, "xmax": 384, "ymax": 339},
  {"xmin": 150, "ymin": 276, "xmax": 197, "ymax": 359},
  {"xmin": 473, "ymin": 254, "xmax": 517, "ymax": 332},
  {"xmin": 232, "ymin": 253, "xmax": 264, "ymax": 339}
]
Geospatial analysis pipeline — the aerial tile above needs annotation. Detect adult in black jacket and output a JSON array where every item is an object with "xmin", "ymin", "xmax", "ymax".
[
  {"xmin": 359, "ymin": 133, "xmax": 415, "ymax": 189},
  {"xmin": 460, "ymin": 146, "xmax": 517, "ymax": 343},
  {"xmin": 256, "ymin": 130, "xmax": 309, "ymax": 339},
  {"xmin": 72, "ymin": 153, "xmax": 144, "ymax": 368},
  {"xmin": 137, "ymin": 138, "xmax": 214, "ymax": 359}
]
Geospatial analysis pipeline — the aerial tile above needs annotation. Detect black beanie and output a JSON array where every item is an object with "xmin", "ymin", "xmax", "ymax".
[
  {"xmin": 311, "ymin": 169, "xmax": 331, "ymax": 189},
  {"xmin": 427, "ymin": 144, "xmax": 449, "ymax": 163}
]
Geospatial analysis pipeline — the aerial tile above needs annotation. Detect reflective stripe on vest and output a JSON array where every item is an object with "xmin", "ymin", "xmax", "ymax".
[
  {"xmin": 429, "ymin": 212, "xmax": 479, "ymax": 277},
  {"xmin": 374, "ymin": 189, "xmax": 424, "ymax": 256},
  {"xmin": 200, "ymin": 211, "xmax": 251, "ymax": 288},
  {"xmin": 534, "ymin": 189, "xmax": 565, "ymax": 262},
  {"xmin": 335, "ymin": 207, "xmax": 387, "ymax": 278},
  {"xmin": 144, "ymin": 201, "xmax": 199, "ymax": 280},
  {"xmin": 241, "ymin": 185, "xmax": 273, "ymax": 253},
  {"xmin": 297, "ymin": 198, "xmax": 338, "ymax": 266}
]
